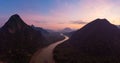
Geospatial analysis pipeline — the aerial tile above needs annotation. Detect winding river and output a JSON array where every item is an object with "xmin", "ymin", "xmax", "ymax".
[{"xmin": 30, "ymin": 34, "xmax": 69, "ymax": 63}]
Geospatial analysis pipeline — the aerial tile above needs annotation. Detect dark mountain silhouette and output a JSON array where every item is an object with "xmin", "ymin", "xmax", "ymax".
[
  {"xmin": 61, "ymin": 27, "xmax": 74, "ymax": 33},
  {"xmin": 0, "ymin": 14, "xmax": 46, "ymax": 63},
  {"xmin": 60, "ymin": 27, "xmax": 76, "ymax": 37},
  {"xmin": 54, "ymin": 19, "xmax": 120, "ymax": 63},
  {"xmin": 70, "ymin": 19, "xmax": 120, "ymax": 49},
  {"xmin": 0, "ymin": 14, "xmax": 65, "ymax": 63},
  {"xmin": 1, "ymin": 14, "xmax": 28, "ymax": 33}
]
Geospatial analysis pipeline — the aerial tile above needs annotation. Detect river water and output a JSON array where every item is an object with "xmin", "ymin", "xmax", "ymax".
[{"xmin": 30, "ymin": 34, "xmax": 69, "ymax": 63}]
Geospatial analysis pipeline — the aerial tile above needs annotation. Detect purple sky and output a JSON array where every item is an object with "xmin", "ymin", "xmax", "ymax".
[{"xmin": 0, "ymin": 0, "xmax": 120, "ymax": 30}]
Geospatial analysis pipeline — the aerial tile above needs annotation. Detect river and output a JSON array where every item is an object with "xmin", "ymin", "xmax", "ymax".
[{"xmin": 30, "ymin": 34, "xmax": 69, "ymax": 63}]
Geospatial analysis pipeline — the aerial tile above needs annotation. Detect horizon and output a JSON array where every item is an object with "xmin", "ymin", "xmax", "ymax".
[{"xmin": 0, "ymin": 0, "xmax": 120, "ymax": 30}]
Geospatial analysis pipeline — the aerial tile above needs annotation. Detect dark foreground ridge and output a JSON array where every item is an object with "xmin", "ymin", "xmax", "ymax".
[
  {"xmin": 54, "ymin": 19, "xmax": 120, "ymax": 63},
  {"xmin": 0, "ymin": 14, "xmax": 46, "ymax": 63}
]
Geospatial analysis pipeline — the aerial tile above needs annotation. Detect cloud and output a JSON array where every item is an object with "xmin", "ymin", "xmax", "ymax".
[{"xmin": 71, "ymin": 20, "xmax": 88, "ymax": 24}]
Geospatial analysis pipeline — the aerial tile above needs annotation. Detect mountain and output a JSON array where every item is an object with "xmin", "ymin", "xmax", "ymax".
[
  {"xmin": 70, "ymin": 19, "xmax": 120, "ymax": 48},
  {"xmin": 61, "ymin": 27, "xmax": 74, "ymax": 33},
  {"xmin": 0, "ymin": 14, "xmax": 46, "ymax": 63},
  {"xmin": 60, "ymin": 27, "xmax": 76, "ymax": 37},
  {"xmin": 31, "ymin": 25, "xmax": 49, "ymax": 36},
  {"xmin": 1, "ymin": 14, "xmax": 28, "ymax": 33},
  {"xmin": 54, "ymin": 19, "xmax": 120, "ymax": 63}
]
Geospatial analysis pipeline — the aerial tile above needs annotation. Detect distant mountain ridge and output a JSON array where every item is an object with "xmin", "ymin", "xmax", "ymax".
[
  {"xmin": 31, "ymin": 25, "xmax": 49, "ymax": 36},
  {"xmin": 61, "ymin": 27, "xmax": 74, "ymax": 33},
  {"xmin": 54, "ymin": 19, "xmax": 120, "ymax": 63}
]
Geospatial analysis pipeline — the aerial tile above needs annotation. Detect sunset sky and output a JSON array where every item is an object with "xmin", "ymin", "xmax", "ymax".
[{"xmin": 0, "ymin": 0, "xmax": 120, "ymax": 30}]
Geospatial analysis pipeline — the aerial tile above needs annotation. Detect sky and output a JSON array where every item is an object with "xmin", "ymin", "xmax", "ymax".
[{"xmin": 0, "ymin": 0, "xmax": 120, "ymax": 30}]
